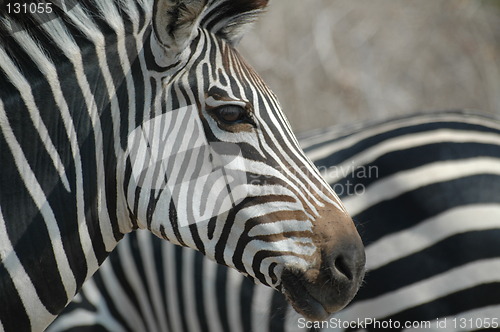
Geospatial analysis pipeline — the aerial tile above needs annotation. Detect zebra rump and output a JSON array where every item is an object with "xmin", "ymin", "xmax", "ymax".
[{"xmin": 50, "ymin": 110, "xmax": 500, "ymax": 332}]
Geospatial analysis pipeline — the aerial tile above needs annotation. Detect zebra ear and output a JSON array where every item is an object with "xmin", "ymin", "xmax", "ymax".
[
  {"xmin": 211, "ymin": 0, "xmax": 269, "ymax": 46},
  {"xmin": 152, "ymin": 0, "xmax": 207, "ymax": 61}
]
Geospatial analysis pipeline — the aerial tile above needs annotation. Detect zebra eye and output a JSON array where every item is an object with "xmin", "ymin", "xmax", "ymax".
[{"xmin": 212, "ymin": 105, "xmax": 248, "ymax": 124}]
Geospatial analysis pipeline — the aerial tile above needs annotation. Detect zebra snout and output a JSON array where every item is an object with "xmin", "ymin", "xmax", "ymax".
[
  {"xmin": 310, "ymin": 237, "xmax": 365, "ymax": 313},
  {"xmin": 326, "ymin": 240, "xmax": 366, "ymax": 283},
  {"xmin": 281, "ymin": 225, "xmax": 365, "ymax": 321}
]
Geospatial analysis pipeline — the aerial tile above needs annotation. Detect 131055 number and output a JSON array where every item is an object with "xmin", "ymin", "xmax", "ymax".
[
  {"xmin": 452, "ymin": 317, "xmax": 499, "ymax": 329},
  {"xmin": 6, "ymin": 2, "xmax": 53, "ymax": 14}
]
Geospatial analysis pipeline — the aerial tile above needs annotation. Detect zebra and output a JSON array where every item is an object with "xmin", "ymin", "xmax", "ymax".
[
  {"xmin": 49, "ymin": 110, "xmax": 500, "ymax": 332},
  {"xmin": 0, "ymin": 1, "xmax": 365, "ymax": 331}
]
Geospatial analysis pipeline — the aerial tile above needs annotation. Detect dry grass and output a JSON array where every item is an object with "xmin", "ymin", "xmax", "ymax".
[{"xmin": 239, "ymin": 0, "xmax": 500, "ymax": 132}]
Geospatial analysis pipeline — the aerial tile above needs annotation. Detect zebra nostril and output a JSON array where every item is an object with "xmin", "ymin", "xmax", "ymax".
[
  {"xmin": 332, "ymin": 255, "xmax": 354, "ymax": 281},
  {"xmin": 281, "ymin": 242, "xmax": 365, "ymax": 320},
  {"xmin": 323, "ymin": 241, "xmax": 365, "ymax": 284}
]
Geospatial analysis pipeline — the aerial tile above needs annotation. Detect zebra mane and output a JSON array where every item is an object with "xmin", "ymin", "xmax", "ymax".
[
  {"xmin": 0, "ymin": 0, "xmax": 267, "ymax": 53},
  {"xmin": 0, "ymin": 0, "xmax": 148, "ymax": 42}
]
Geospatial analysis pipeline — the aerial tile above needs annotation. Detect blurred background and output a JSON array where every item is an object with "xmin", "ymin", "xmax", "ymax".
[{"xmin": 239, "ymin": 0, "xmax": 500, "ymax": 133}]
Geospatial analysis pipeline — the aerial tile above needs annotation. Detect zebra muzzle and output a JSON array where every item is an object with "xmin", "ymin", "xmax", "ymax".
[{"xmin": 281, "ymin": 229, "xmax": 365, "ymax": 320}]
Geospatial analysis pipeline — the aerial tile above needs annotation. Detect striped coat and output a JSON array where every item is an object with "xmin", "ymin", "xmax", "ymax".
[
  {"xmin": 51, "ymin": 110, "xmax": 500, "ymax": 331},
  {"xmin": 0, "ymin": 0, "xmax": 364, "ymax": 330}
]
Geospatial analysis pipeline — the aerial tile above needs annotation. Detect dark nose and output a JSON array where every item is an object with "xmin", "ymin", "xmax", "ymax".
[
  {"xmin": 327, "ymin": 240, "xmax": 366, "ymax": 283},
  {"xmin": 308, "ymin": 235, "xmax": 365, "ymax": 315},
  {"xmin": 281, "ymin": 232, "xmax": 365, "ymax": 321}
]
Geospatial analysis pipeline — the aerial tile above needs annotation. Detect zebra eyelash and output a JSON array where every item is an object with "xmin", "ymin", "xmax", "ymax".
[{"xmin": 209, "ymin": 104, "xmax": 257, "ymax": 128}]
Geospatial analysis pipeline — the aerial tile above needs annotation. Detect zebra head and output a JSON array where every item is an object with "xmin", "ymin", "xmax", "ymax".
[{"xmin": 124, "ymin": 0, "xmax": 365, "ymax": 320}]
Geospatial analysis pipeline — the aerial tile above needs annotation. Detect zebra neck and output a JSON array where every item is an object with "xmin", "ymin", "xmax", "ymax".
[{"xmin": 0, "ymin": 2, "xmax": 156, "ymax": 330}]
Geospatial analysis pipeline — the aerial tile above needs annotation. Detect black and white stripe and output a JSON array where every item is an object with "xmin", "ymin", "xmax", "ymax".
[
  {"xmin": 50, "ymin": 110, "xmax": 500, "ymax": 331},
  {"xmin": 1, "ymin": 1, "xmax": 364, "ymax": 330}
]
